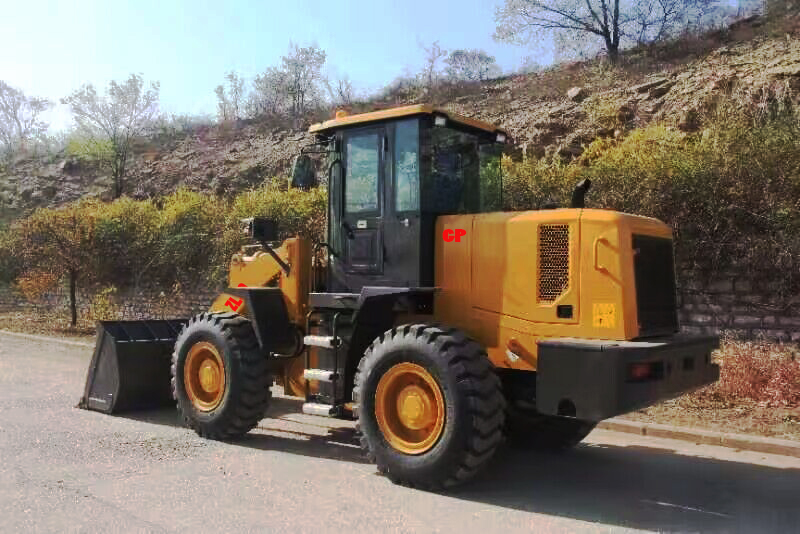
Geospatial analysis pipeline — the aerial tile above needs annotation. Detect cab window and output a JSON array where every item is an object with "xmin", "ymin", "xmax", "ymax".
[
  {"xmin": 345, "ymin": 133, "xmax": 380, "ymax": 213},
  {"xmin": 394, "ymin": 120, "xmax": 419, "ymax": 212}
]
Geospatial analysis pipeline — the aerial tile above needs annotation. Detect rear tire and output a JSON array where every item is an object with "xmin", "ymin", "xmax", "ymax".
[
  {"xmin": 171, "ymin": 311, "xmax": 272, "ymax": 439},
  {"xmin": 354, "ymin": 324, "xmax": 505, "ymax": 490}
]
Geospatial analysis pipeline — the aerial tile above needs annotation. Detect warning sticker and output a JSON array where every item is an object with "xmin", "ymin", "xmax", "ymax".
[{"xmin": 592, "ymin": 303, "xmax": 616, "ymax": 328}]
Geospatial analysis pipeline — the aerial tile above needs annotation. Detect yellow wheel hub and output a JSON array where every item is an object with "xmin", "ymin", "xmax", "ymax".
[
  {"xmin": 375, "ymin": 363, "xmax": 445, "ymax": 454},
  {"xmin": 184, "ymin": 341, "xmax": 226, "ymax": 411}
]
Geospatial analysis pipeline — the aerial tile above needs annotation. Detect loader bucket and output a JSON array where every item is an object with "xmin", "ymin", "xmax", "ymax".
[{"xmin": 79, "ymin": 319, "xmax": 188, "ymax": 414}]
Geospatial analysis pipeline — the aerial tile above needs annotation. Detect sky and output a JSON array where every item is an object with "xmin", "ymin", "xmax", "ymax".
[{"xmin": 0, "ymin": 0, "xmax": 553, "ymax": 133}]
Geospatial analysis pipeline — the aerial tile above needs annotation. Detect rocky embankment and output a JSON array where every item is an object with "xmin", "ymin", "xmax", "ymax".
[{"xmin": 1, "ymin": 16, "xmax": 798, "ymax": 220}]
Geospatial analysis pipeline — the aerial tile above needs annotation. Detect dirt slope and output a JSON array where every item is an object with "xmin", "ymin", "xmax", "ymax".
[{"xmin": 1, "ymin": 15, "xmax": 798, "ymax": 221}]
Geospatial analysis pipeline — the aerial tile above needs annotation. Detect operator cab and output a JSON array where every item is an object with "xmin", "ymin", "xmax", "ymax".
[{"xmin": 301, "ymin": 105, "xmax": 508, "ymax": 294}]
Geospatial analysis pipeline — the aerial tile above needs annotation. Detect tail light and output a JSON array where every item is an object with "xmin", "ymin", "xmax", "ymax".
[{"xmin": 626, "ymin": 361, "xmax": 664, "ymax": 382}]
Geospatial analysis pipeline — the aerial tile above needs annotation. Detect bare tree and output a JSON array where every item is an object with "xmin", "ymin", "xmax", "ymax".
[
  {"xmin": 324, "ymin": 75, "xmax": 355, "ymax": 107},
  {"xmin": 421, "ymin": 40, "xmax": 448, "ymax": 90},
  {"xmin": 444, "ymin": 49, "xmax": 501, "ymax": 81},
  {"xmin": 631, "ymin": 0, "xmax": 718, "ymax": 44},
  {"xmin": 282, "ymin": 42, "xmax": 327, "ymax": 120},
  {"xmin": 215, "ymin": 71, "xmax": 245, "ymax": 121},
  {"xmin": 62, "ymin": 73, "xmax": 159, "ymax": 198},
  {"xmin": 517, "ymin": 55, "xmax": 544, "ymax": 74},
  {"xmin": 250, "ymin": 66, "xmax": 289, "ymax": 116},
  {"xmin": 494, "ymin": 0, "xmax": 720, "ymax": 62},
  {"xmin": 0, "ymin": 81, "xmax": 50, "ymax": 160}
]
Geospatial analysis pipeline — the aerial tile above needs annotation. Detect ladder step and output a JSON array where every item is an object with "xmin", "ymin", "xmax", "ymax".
[
  {"xmin": 303, "ymin": 335, "xmax": 340, "ymax": 348},
  {"xmin": 302, "ymin": 402, "xmax": 339, "ymax": 417},
  {"xmin": 303, "ymin": 369, "xmax": 338, "ymax": 382}
]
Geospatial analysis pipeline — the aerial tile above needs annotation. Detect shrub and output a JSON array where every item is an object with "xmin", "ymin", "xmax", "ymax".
[
  {"xmin": 707, "ymin": 336, "xmax": 800, "ymax": 407},
  {"xmin": 503, "ymin": 102, "xmax": 800, "ymax": 297},
  {"xmin": 88, "ymin": 285, "xmax": 119, "ymax": 321},
  {"xmin": 0, "ymin": 225, "xmax": 22, "ymax": 284},
  {"xmin": 92, "ymin": 197, "xmax": 162, "ymax": 288},
  {"xmin": 158, "ymin": 189, "xmax": 224, "ymax": 287},
  {"xmin": 215, "ymin": 180, "xmax": 327, "ymax": 284}
]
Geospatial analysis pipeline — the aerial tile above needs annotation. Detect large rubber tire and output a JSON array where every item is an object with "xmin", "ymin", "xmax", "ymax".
[
  {"xmin": 354, "ymin": 324, "xmax": 506, "ymax": 490},
  {"xmin": 505, "ymin": 408, "xmax": 596, "ymax": 451},
  {"xmin": 171, "ymin": 311, "xmax": 272, "ymax": 439}
]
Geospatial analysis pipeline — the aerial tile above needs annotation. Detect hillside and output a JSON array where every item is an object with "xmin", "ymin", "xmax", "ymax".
[{"xmin": 1, "ymin": 14, "xmax": 798, "ymax": 222}]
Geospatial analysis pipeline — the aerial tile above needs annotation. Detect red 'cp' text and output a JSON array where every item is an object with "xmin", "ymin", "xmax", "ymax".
[{"xmin": 443, "ymin": 229, "xmax": 467, "ymax": 242}]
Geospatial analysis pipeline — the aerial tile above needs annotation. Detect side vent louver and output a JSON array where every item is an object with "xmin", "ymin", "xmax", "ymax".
[{"xmin": 538, "ymin": 224, "xmax": 570, "ymax": 303}]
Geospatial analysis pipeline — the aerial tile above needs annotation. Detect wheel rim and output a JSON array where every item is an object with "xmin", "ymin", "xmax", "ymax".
[
  {"xmin": 375, "ymin": 362, "xmax": 445, "ymax": 455},
  {"xmin": 184, "ymin": 341, "xmax": 226, "ymax": 411}
]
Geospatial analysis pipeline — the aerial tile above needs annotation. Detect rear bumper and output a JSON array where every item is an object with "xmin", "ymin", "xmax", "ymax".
[{"xmin": 535, "ymin": 334, "xmax": 720, "ymax": 421}]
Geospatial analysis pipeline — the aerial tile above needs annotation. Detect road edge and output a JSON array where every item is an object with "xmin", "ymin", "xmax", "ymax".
[
  {"xmin": 597, "ymin": 418, "xmax": 800, "ymax": 458},
  {"xmin": 0, "ymin": 329, "xmax": 94, "ymax": 348}
]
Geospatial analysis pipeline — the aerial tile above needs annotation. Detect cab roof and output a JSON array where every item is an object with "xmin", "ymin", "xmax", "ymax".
[{"xmin": 308, "ymin": 104, "xmax": 507, "ymax": 136}]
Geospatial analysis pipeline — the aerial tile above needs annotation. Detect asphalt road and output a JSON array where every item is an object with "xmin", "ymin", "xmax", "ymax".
[{"xmin": 1, "ymin": 332, "xmax": 799, "ymax": 534}]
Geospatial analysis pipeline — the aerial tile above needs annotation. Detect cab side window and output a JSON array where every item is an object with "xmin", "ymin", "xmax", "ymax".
[{"xmin": 394, "ymin": 120, "xmax": 419, "ymax": 212}]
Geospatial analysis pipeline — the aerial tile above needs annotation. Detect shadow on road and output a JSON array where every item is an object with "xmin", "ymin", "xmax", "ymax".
[
  {"xmin": 117, "ymin": 396, "xmax": 367, "ymax": 465},
  {"xmin": 115, "ymin": 400, "xmax": 800, "ymax": 533},
  {"xmin": 454, "ymin": 441, "xmax": 800, "ymax": 533}
]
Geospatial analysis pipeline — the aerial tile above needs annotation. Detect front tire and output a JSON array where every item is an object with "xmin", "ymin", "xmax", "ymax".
[
  {"xmin": 171, "ymin": 311, "xmax": 272, "ymax": 439},
  {"xmin": 354, "ymin": 324, "xmax": 505, "ymax": 490}
]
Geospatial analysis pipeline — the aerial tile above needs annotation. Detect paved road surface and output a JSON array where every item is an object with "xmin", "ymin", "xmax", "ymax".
[{"xmin": 1, "ymin": 332, "xmax": 798, "ymax": 533}]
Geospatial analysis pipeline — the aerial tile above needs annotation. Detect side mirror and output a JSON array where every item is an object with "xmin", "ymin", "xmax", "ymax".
[
  {"xmin": 241, "ymin": 217, "xmax": 279, "ymax": 242},
  {"xmin": 290, "ymin": 154, "xmax": 317, "ymax": 190}
]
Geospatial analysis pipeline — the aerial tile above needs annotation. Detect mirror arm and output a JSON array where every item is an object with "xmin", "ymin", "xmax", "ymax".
[{"xmin": 260, "ymin": 241, "xmax": 291, "ymax": 276}]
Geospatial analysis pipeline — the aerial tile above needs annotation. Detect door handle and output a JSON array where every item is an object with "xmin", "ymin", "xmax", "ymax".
[
  {"xmin": 342, "ymin": 221, "xmax": 355, "ymax": 240},
  {"xmin": 594, "ymin": 237, "xmax": 608, "ymax": 272},
  {"xmin": 400, "ymin": 218, "xmax": 410, "ymax": 227}
]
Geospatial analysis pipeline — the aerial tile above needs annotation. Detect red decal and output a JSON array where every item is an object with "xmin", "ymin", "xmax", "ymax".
[
  {"xmin": 237, "ymin": 283, "xmax": 247, "ymax": 287},
  {"xmin": 442, "ymin": 229, "xmax": 466, "ymax": 242},
  {"xmin": 225, "ymin": 297, "xmax": 243, "ymax": 311}
]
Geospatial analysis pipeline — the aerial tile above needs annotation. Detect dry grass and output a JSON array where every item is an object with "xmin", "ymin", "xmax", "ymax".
[
  {"xmin": 0, "ymin": 310, "xmax": 95, "ymax": 338},
  {"xmin": 626, "ymin": 335, "xmax": 800, "ymax": 440},
  {"xmin": 707, "ymin": 335, "xmax": 800, "ymax": 407}
]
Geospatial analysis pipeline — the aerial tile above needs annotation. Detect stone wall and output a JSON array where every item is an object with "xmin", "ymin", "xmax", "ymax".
[
  {"xmin": 1, "ymin": 273, "xmax": 799, "ymax": 342},
  {"xmin": 678, "ymin": 271, "xmax": 800, "ymax": 342},
  {"xmin": 0, "ymin": 283, "xmax": 222, "ymax": 323}
]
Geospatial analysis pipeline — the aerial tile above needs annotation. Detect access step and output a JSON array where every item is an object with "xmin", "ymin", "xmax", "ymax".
[
  {"xmin": 301, "ymin": 402, "xmax": 340, "ymax": 417},
  {"xmin": 303, "ymin": 335, "xmax": 341, "ymax": 349},
  {"xmin": 303, "ymin": 369, "xmax": 338, "ymax": 382}
]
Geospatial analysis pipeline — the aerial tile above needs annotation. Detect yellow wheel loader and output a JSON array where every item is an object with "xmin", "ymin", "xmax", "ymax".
[{"xmin": 80, "ymin": 104, "xmax": 719, "ymax": 489}]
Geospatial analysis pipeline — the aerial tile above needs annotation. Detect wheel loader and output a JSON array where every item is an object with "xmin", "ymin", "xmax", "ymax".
[{"xmin": 80, "ymin": 104, "xmax": 720, "ymax": 489}]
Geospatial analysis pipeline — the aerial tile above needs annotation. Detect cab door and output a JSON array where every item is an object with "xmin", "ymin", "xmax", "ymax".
[{"xmin": 341, "ymin": 127, "xmax": 385, "ymax": 277}]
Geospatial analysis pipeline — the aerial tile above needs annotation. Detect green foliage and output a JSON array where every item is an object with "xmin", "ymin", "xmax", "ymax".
[
  {"xmin": 92, "ymin": 197, "xmax": 162, "ymax": 286},
  {"xmin": 504, "ymin": 103, "xmax": 800, "ymax": 296},
  {"xmin": 158, "ymin": 189, "xmax": 224, "ymax": 286},
  {"xmin": 88, "ymin": 285, "xmax": 119, "ymax": 321},
  {"xmin": 0, "ymin": 225, "xmax": 22, "ymax": 284},
  {"xmin": 65, "ymin": 136, "xmax": 114, "ymax": 165},
  {"xmin": 220, "ymin": 182, "xmax": 327, "ymax": 283},
  {"xmin": 2, "ymin": 182, "xmax": 326, "ymax": 307}
]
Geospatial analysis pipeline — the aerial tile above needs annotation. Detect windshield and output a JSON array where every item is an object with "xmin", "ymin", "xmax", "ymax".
[{"xmin": 425, "ymin": 125, "xmax": 502, "ymax": 214}]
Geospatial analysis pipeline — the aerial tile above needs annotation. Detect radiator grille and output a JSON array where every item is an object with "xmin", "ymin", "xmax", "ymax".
[
  {"xmin": 538, "ymin": 224, "xmax": 570, "ymax": 302},
  {"xmin": 633, "ymin": 234, "xmax": 679, "ymax": 336}
]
